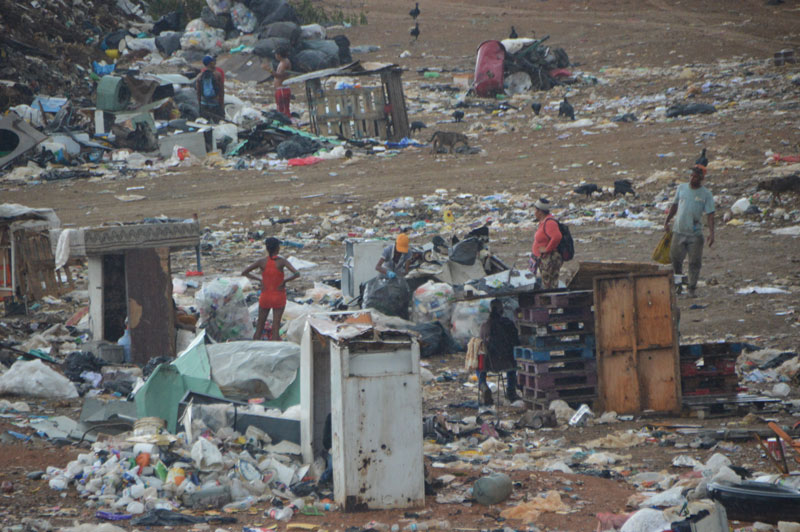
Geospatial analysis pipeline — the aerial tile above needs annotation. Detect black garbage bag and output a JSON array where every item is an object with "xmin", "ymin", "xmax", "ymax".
[
  {"xmin": 252, "ymin": 37, "xmax": 291, "ymax": 58},
  {"xmin": 665, "ymin": 102, "xmax": 717, "ymax": 118},
  {"xmin": 201, "ymin": 6, "xmax": 233, "ymax": 30},
  {"xmin": 257, "ymin": 0, "xmax": 299, "ymax": 25},
  {"xmin": 301, "ymin": 39, "xmax": 340, "ymax": 59},
  {"xmin": 449, "ymin": 237, "xmax": 481, "ymax": 266},
  {"xmin": 410, "ymin": 322, "xmax": 460, "ymax": 358},
  {"xmin": 258, "ymin": 21, "xmax": 300, "ymax": 45},
  {"xmin": 293, "ymin": 49, "xmax": 338, "ymax": 73},
  {"xmin": 362, "ymin": 276, "xmax": 411, "ymax": 320},
  {"xmin": 101, "ymin": 29, "xmax": 130, "ymax": 51},
  {"xmin": 173, "ymin": 87, "xmax": 200, "ymax": 120},
  {"xmin": 155, "ymin": 31, "xmax": 182, "ymax": 57},
  {"xmin": 276, "ymin": 136, "xmax": 321, "ymax": 159},
  {"xmin": 264, "ymin": 109, "xmax": 292, "ymax": 125},
  {"xmin": 153, "ymin": 10, "xmax": 182, "ymax": 34},
  {"xmin": 332, "ymin": 35, "xmax": 353, "ymax": 64},
  {"xmin": 142, "ymin": 356, "xmax": 172, "ymax": 378},
  {"xmin": 62, "ymin": 351, "xmax": 107, "ymax": 382}
]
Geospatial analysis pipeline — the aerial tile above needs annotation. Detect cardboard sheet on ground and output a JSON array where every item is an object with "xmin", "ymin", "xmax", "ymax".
[
  {"xmin": 500, "ymin": 490, "xmax": 569, "ymax": 522},
  {"xmin": 206, "ymin": 340, "xmax": 300, "ymax": 400},
  {"xmin": 135, "ymin": 364, "xmax": 223, "ymax": 433}
]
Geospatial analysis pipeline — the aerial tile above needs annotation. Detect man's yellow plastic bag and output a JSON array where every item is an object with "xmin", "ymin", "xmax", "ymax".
[{"xmin": 652, "ymin": 231, "xmax": 672, "ymax": 264}]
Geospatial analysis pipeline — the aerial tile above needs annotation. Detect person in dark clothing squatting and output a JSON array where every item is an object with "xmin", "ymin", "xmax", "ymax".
[{"xmin": 478, "ymin": 299, "xmax": 520, "ymax": 405}]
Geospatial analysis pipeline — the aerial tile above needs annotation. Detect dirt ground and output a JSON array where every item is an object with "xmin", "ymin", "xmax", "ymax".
[{"xmin": 1, "ymin": 0, "xmax": 800, "ymax": 530}]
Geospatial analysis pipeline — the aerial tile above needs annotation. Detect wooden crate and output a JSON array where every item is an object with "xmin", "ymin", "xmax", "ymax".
[
  {"xmin": 308, "ymin": 84, "xmax": 388, "ymax": 140},
  {"xmin": 594, "ymin": 271, "xmax": 681, "ymax": 414}
]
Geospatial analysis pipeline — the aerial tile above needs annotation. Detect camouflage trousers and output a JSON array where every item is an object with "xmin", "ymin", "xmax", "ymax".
[{"xmin": 539, "ymin": 252, "xmax": 564, "ymax": 289}]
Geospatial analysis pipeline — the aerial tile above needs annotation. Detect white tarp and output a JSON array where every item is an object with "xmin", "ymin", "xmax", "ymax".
[{"xmin": 206, "ymin": 340, "xmax": 300, "ymax": 400}]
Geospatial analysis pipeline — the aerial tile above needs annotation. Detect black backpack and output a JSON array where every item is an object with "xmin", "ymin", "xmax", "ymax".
[{"xmin": 548, "ymin": 218, "xmax": 574, "ymax": 261}]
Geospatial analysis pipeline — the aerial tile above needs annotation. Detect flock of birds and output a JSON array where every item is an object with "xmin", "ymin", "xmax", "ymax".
[{"xmin": 409, "ymin": 3, "xmax": 420, "ymax": 41}]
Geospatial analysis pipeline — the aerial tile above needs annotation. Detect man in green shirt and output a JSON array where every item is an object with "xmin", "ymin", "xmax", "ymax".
[{"xmin": 664, "ymin": 165, "xmax": 715, "ymax": 297}]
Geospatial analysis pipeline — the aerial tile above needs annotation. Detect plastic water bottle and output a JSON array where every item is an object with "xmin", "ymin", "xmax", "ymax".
[
  {"xmin": 472, "ymin": 472, "xmax": 512, "ymax": 505},
  {"xmin": 222, "ymin": 495, "xmax": 256, "ymax": 511},
  {"xmin": 267, "ymin": 506, "xmax": 294, "ymax": 521}
]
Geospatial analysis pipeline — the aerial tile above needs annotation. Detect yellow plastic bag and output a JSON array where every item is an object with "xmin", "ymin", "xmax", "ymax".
[{"xmin": 652, "ymin": 231, "xmax": 672, "ymax": 265}]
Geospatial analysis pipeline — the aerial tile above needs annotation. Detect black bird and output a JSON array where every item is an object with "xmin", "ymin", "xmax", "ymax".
[
  {"xmin": 410, "ymin": 22, "xmax": 420, "ymax": 41},
  {"xmin": 409, "ymin": 120, "xmax": 427, "ymax": 133},
  {"xmin": 531, "ymin": 102, "xmax": 542, "ymax": 115},
  {"xmin": 695, "ymin": 148, "xmax": 708, "ymax": 167},
  {"xmin": 452, "ymin": 110, "xmax": 464, "ymax": 123},
  {"xmin": 509, "ymin": 26, "xmax": 518, "ymax": 39},
  {"xmin": 574, "ymin": 183, "xmax": 600, "ymax": 198},
  {"xmin": 558, "ymin": 96, "xmax": 575, "ymax": 120},
  {"xmin": 614, "ymin": 179, "xmax": 635, "ymax": 197},
  {"xmin": 409, "ymin": 2, "xmax": 420, "ymax": 19}
]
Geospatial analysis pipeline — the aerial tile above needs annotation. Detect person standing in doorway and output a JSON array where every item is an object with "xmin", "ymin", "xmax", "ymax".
[
  {"xmin": 664, "ymin": 165, "xmax": 715, "ymax": 297},
  {"xmin": 242, "ymin": 237, "xmax": 300, "ymax": 340},
  {"xmin": 272, "ymin": 47, "xmax": 292, "ymax": 118},
  {"xmin": 531, "ymin": 198, "xmax": 563, "ymax": 289}
]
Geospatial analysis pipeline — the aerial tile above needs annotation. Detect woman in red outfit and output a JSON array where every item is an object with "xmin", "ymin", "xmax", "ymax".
[{"xmin": 242, "ymin": 237, "xmax": 300, "ymax": 340}]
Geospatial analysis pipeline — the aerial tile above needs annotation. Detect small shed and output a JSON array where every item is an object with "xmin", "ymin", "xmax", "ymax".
[
  {"xmin": 56, "ymin": 220, "xmax": 200, "ymax": 365},
  {"xmin": 0, "ymin": 203, "xmax": 68, "ymax": 304},
  {"xmin": 285, "ymin": 61, "xmax": 410, "ymax": 141}
]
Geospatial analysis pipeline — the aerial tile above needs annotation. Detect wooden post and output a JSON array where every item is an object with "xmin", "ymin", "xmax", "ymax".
[
  {"xmin": 125, "ymin": 247, "xmax": 175, "ymax": 365},
  {"xmin": 306, "ymin": 79, "xmax": 323, "ymax": 136}
]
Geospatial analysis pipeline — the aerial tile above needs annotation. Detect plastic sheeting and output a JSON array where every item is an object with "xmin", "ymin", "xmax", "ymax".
[
  {"xmin": 0, "ymin": 359, "xmax": 78, "ymax": 399},
  {"xmin": 196, "ymin": 278, "xmax": 254, "ymax": 341},
  {"xmin": 206, "ymin": 340, "xmax": 300, "ymax": 400}
]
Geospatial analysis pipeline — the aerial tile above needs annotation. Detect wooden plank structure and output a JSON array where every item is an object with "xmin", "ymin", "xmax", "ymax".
[
  {"xmin": 568, "ymin": 260, "xmax": 661, "ymax": 291},
  {"xmin": 593, "ymin": 270, "xmax": 681, "ymax": 414},
  {"xmin": 290, "ymin": 62, "xmax": 409, "ymax": 141},
  {"xmin": 1, "ymin": 205, "xmax": 70, "ymax": 304}
]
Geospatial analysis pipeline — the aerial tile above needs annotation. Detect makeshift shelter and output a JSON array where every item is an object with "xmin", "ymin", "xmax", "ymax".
[
  {"xmin": 0, "ymin": 203, "xmax": 66, "ymax": 303},
  {"xmin": 285, "ymin": 61, "xmax": 410, "ymax": 141},
  {"xmin": 54, "ymin": 220, "xmax": 200, "ymax": 365}
]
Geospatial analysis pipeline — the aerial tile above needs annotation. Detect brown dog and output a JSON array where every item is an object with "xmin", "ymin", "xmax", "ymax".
[{"xmin": 429, "ymin": 131, "xmax": 469, "ymax": 154}]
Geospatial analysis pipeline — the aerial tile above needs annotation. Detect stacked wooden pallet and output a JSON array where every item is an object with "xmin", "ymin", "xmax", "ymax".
[{"xmin": 514, "ymin": 290, "xmax": 596, "ymax": 406}]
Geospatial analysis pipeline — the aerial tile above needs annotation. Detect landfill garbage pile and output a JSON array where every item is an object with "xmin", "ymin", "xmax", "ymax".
[
  {"xmin": 0, "ymin": 0, "xmax": 146, "ymax": 107},
  {"xmin": 501, "ymin": 36, "xmax": 572, "ymax": 93}
]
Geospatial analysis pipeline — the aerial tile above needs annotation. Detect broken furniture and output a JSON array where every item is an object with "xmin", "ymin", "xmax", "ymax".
[
  {"xmin": 594, "ymin": 270, "xmax": 681, "ymax": 414},
  {"xmin": 474, "ymin": 40, "xmax": 506, "ymax": 97},
  {"xmin": 286, "ymin": 61, "xmax": 410, "ymax": 141},
  {"xmin": 0, "ymin": 112, "xmax": 49, "ymax": 169},
  {"xmin": 56, "ymin": 220, "xmax": 200, "ymax": 365},
  {"xmin": 0, "ymin": 203, "xmax": 69, "ymax": 303},
  {"xmin": 300, "ymin": 316, "xmax": 424, "ymax": 510},
  {"xmin": 514, "ymin": 290, "xmax": 597, "ymax": 407}
]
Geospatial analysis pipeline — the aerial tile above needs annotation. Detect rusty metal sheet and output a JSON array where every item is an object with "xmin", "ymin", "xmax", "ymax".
[{"xmin": 125, "ymin": 247, "xmax": 175, "ymax": 364}]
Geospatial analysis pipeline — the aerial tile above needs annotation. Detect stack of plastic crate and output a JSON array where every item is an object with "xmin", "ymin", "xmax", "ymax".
[
  {"xmin": 680, "ymin": 342, "xmax": 743, "ymax": 397},
  {"xmin": 514, "ymin": 290, "xmax": 596, "ymax": 406}
]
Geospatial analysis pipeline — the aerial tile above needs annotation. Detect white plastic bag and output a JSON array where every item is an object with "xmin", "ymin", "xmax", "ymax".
[
  {"xmin": 196, "ymin": 278, "xmax": 254, "ymax": 341},
  {"xmin": 180, "ymin": 19, "xmax": 225, "ymax": 53},
  {"xmin": 206, "ymin": 341, "xmax": 300, "ymax": 400},
  {"xmin": 231, "ymin": 3, "xmax": 257, "ymax": 33},
  {"xmin": 450, "ymin": 294, "xmax": 490, "ymax": 349},
  {"xmin": 191, "ymin": 437, "xmax": 224, "ymax": 470},
  {"xmin": 412, "ymin": 281, "xmax": 455, "ymax": 326},
  {"xmin": 0, "ymin": 359, "xmax": 78, "ymax": 399}
]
